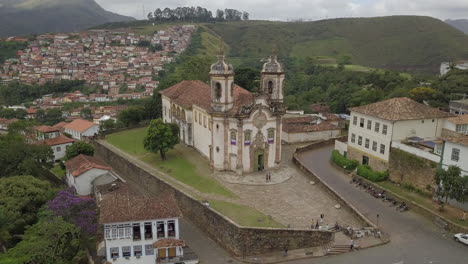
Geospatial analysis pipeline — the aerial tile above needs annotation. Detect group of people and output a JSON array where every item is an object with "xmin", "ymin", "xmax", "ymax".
[{"xmin": 310, "ymin": 214, "xmax": 340, "ymax": 231}]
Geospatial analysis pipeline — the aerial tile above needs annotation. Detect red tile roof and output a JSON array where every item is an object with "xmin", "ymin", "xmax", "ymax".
[
  {"xmin": 160, "ymin": 80, "xmax": 254, "ymax": 116},
  {"xmin": 53, "ymin": 121, "xmax": 69, "ymax": 129},
  {"xmin": 0, "ymin": 118, "xmax": 18, "ymax": 125},
  {"xmin": 446, "ymin": 115, "xmax": 468, "ymax": 125},
  {"xmin": 442, "ymin": 136, "xmax": 468, "ymax": 147},
  {"xmin": 283, "ymin": 121, "xmax": 340, "ymax": 133},
  {"xmin": 350, "ymin": 97, "xmax": 454, "ymax": 121},
  {"xmin": 153, "ymin": 238, "xmax": 186, "ymax": 248},
  {"xmin": 97, "ymin": 182, "xmax": 182, "ymax": 224},
  {"xmin": 63, "ymin": 119, "xmax": 97, "ymax": 133},
  {"xmin": 65, "ymin": 154, "xmax": 112, "ymax": 177},
  {"xmin": 26, "ymin": 108, "xmax": 38, "ymax": 114},
  {"xmin": 35, "ymin": 135, "xmax": 75, "ymax": 146},
  {"xmin": 34, "ymin": 125, "xmax": 59, "ymax": 133}
]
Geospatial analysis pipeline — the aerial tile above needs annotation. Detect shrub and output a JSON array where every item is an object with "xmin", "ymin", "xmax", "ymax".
[
  {"xmin": 357, "ymin": 165, "xmax": 388, "ymax": 182},
  {"xmin": 331, "ymin": 150, "xmax": 359, "ymax": 171}
]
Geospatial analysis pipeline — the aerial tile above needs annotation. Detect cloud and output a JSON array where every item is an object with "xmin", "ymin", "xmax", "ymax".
[{"xmin": 95, "ymin": 0, "xmax": 468, "ymax": 21}]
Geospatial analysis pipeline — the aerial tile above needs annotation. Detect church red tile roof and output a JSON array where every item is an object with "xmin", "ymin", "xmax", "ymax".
[
  {"xmin": 34, "ymin": 135, "xmax": 75, "ymax": 146},
  {"xmin": 53, "ymin": 121, "xmax": 69, "ymax": 129},
  {"xmin": 160, "ymin": 80, "xmax": 254, "ymax": 115},
  {"xmin": 97, "ymin": 182, "xmax": 182, "ymax": 224},
  {"xmin": 349, "ymin": 97, "xmax": 454, "ymax": 121},
  {"xmin": 63, "ymin": 119, "xmax": 97, "ymax": 133},
  {"xmin": 153, "ymin": 238, "xmax": 186, "ymax": 248},
  {"xmin": 65, "ymin": 154, "xmax": 112, "ymax": 177}
]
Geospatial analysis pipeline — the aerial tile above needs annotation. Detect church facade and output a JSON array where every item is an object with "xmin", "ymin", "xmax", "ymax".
[{"xmin": 160, "ymin": 53, "xmax": 285, "ymax": 174}]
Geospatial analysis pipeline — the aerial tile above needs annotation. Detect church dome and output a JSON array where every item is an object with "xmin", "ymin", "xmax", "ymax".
[
  {"xmin": 210, "ymin": 54, "xmax": 234, "ymax": 75},
  {"xmin": 262, "ymin": 55, "xmax": 284, "ymax": 73}
]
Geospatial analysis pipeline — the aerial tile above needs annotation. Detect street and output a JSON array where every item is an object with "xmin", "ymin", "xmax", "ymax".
[{"xmin": 180, "ymin": 145, "xmax": 468, "ymax": 264}]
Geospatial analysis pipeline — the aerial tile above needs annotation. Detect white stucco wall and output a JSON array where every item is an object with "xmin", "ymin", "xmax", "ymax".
[
  {"xmin": 82, "ymin": 125, "xmax": 100, "ymax": 137},
  {"xmin": 192, "ymin": 106, "xmax": 212, "ymax": 159},
  {"xmin": 442, "ymin": 141, "xmax": 468, "ymax": 176},
  {"xmin": 66, "ymin": 168, "xmax": 113, "ymax": 196},
  {"xmin": 392, "ymin": 141, "xmax": 441, "ymax": 163},
  {"xmin": 283, "ymin": 129, "xmax": 340, "ymax": 143},
  {"xmin": 104, "ymin": 218, "xmax": 181, "ymax": 264},
  {"xmin": 348, "ymin": 112, "xmax": 393, "ymax": 162},
  {"xmin": 392, "ymin": 118, "xmax": 443, "ymax": 141},
  {"xmin": 51, "ymin": 142, "xmax": 74, "ymax": 161},
  {"xmin": 334, "ymin": 140, "xmax": 348, "ymax": 156},
  {"xmin": 443, "ymin": 120, "xmax": 457, "ymax": 132}
]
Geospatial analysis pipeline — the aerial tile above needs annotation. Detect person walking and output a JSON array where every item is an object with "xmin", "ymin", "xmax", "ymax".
[
  {"xmin": 266, "ymin": 173, "xmax": 268, "ymax": 183},
  {"xmin": 350, "ymin": 239, "xmax": 355, "ymax": 251},
  {"xmin": 310, "ymin": 219, "xmax": 314, "ymax": 229},
  {"xmin": 315, "ymin": 221, "xmax": 319, "ymax": 229},
  {"xmin": 320, "ymin": 213, "xmax": 324, "ymax": 224}
]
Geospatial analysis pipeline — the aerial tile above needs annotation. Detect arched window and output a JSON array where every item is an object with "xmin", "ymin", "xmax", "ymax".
[
  {"xmin": 215, "ymin": 82, "xmax": 222, "ymax": 100},
  {"xmin": 176, "ymin": 107, "xmax": 180, "ymax": 119},
  {"xmin": 267, "ymin": 81, "xmax": 274, "ymax": 94},
  {"xmin": 267, "ymin": 128, "xmax": 275, "ymax": 143},
  {"xmin": 182, "ymin": 109, "xmax": 186, "ymax": 121},
  {"xmin": 231, "ymin": 82, "xmax": 234, "ymax": 97},
  {"xmin": 230, "ymin": 130, "xmax": 237, "ymax": 145}
]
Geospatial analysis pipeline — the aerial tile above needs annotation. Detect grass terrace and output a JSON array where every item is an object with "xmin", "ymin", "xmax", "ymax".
[
  {"xmin": 209, "ymin": 200, "xmax": 285, "ymax": 228},
  {"xmin": 106, "ymin": 127, "xmax": 235, "ymax": 198}
]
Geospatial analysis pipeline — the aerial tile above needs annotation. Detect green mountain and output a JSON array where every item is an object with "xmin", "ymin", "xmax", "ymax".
[
  {"xmin": 204, "ymin": 16, "xmax": 468, "ymax": 73},
  {"xmin": 446, "ymin": 19, "xmax": 468, "ymax": 34},
  {"xmin": 0, "ymin": 0, "xmax": 135, "ymax": 37}
]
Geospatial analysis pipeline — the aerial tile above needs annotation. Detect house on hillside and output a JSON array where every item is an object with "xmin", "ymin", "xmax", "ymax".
[
  {"xmin": 0, "ymin": 118, "xmax": 18, "ymax": 131},
  {"xmin": 63, "ymin": 118, "xmax": 99, "ymax": 140},
  {"xmin": 34, "ymin": 125, "xmax": 60, "ymax": 140},
  {"xmin": 65, "ymin": 154, "xmax": 118, "ymax": 196},
  {"xmin": 337, "ymin": 97, "xmax": 454, "ymax": 172},
  {"xmin": 34, "ymin": 135, "xmax": 75, "ymax": 161},
  {"xmin": 96, "ymin": 182, "xmax": 198, "ymax": 264},
  {"xmin": 444, "ymin": 114, "xmax": 468, "ymax": 136}
]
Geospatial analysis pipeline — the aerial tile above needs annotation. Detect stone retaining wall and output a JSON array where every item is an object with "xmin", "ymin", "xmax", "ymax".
[
  {"xmin": 93, "ymin": 140, "xmax": 333, "ymax": 257},
  {"xmin": 295, "ymin": 137, "xmax": 346, "ymax": 153}
]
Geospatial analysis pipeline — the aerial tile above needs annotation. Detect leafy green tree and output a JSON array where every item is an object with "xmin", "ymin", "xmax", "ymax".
[
  {"xmin": 0, "ymin": 176, "xmax": 54, "ymax": 250},
  {"xmin": 435, "ymin": 166, "xmax": 467, "ymax": 210},
  {"xmin": 65, "ymin": 142, "xmax": 95, "ymax": 160},
  {"xmin": 0, "ymin": 212, "xmax": 85, "ymax": 264},
  {"xmin": 7, "ymin": 119, "xmax": 37, "ymax": 136},
  {"xmin": 101, "ymin": 119, "xmax": 116, "ymax": 131},
  {"xmin": 117, "ymin": 106, "xmax": 145, "ymax": 127},
  {"xmin": 79, "ymin": 108, "xmax": 92, "ymax": 120},
  {"xmin": 234, "ymin": 68, "xmax": 260, "ymax": 92},
  {"xmin": 36, "ymin": 108, "xmax": 64, "ymax": 126},
  {"xmin": 0, "ymin": 135, "xmax": 53, "ymax": 177},
  {"xmin": 409, "ymin": 87, "xmax": 437, "ymax": 103},
  {"xmin": 144, "ymin": 119, "xmax": 179, "ymax": 160}
]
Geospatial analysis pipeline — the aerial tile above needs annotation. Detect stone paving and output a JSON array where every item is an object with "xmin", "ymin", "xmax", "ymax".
[{"xmin": 182, "ymin": 143, "xmax": 364, "ymax": 229}]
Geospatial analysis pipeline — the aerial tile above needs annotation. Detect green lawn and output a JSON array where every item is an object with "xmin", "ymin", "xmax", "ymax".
[
  {"xmin": 376, "ymin": 181, "xmax": 468, "ymax": 228},
  {"xmin": 209, "ymin": 200, "xmax": 285, "ymax": 228},
  {"xmin": 51, "ymin": 164, "xmax": 65, "ymax": 179},
  {"xmin": 106, "ymin": 127, "xmax": 235, "ymax": 198}
]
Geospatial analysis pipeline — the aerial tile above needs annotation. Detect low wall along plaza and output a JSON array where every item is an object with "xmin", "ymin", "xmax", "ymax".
[{"xmin": 93, "ymin": 140, "xmax": 333, "ymax": 257}]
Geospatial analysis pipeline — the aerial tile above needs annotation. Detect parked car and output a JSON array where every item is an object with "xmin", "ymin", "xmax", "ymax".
[{"xmin": 454, "ymin": 233, "xmax": 468, "ymax": 245}]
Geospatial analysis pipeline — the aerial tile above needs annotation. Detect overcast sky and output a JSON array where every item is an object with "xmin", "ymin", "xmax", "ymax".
[{"xmin": 95, "ymin": 0, "xmax": 468, "ymax": 21}]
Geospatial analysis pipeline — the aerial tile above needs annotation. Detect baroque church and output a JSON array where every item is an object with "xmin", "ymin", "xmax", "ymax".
[{"xmin": 160, "ymin": 52, "xmax": 285, "ymax": 174}]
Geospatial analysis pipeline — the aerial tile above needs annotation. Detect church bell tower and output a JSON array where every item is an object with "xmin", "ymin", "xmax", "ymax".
[
  {"xmin": 210, "ymin": 51, "xmax": 235, "ymax": 113},
  {"xmin": 261, "ymin": 51, "xmax": 285, "ymax": 104}
]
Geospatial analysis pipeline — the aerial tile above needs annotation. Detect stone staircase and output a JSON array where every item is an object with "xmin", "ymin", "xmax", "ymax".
[{"xmin": 325, "ymin": 244, "xmax": 351, "ymax": 255}]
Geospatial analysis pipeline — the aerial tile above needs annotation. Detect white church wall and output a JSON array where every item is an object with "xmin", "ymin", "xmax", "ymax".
[{"xmin": 192, "ymin": 106, "xmax": 212, "ymax": 159}]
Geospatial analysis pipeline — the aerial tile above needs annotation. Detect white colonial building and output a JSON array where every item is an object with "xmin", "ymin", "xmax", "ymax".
[
  {"xmin": 65, "ymin": 154, "xmax": 118, "ymax": 196},
  {"xmin": 34, "ymin": 135, "xmax": 75, "ymax": 161},
  {"xmin": 441, "ymin": 136, "xmax": 468, "ymax": 176},
  {"xmin": 63, "ymin": 118, "xmax": 100, "ymax": 140},
  {"xmin": 161, "ymin": 53, "xmax": 285, "ymax": 174},
  {"xmin": 97, "ymin": 182, "xmax": 197, "ymax": 264},
  {"xmin": 340, "ymin": 97, "xmax": 453, "ymax": 171}
]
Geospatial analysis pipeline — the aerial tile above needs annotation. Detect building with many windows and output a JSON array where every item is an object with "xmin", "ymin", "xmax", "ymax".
[
  {"xmin": 342, "ymin": 97, "xmax": 453, "ymax": 172},
  {"xmin": 441, "ymin": 136, "xmax": 468, "ymax": 176},
  {"xmin": 160, "ymin": 53, "xmax": 285, "ymax": 174},
  {"xmin": 97, "ymin": 182, "xmax": 198, "ymax": 264}
]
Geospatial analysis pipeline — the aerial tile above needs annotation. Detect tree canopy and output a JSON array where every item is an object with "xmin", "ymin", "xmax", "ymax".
[
  {"xmin": 65, "ymin": 141, "xmax": 95, "ymax": 160},
  {"xmin": 148, "ymin": 6, "xmax": 248, "ymax": 23},
  {"xmin": 435, "ymin": 166, "xmax": 468, "ymax": 209},
  {"xmin": 144, "ymin": 118, "xmax": 179, "ymax": 160}
]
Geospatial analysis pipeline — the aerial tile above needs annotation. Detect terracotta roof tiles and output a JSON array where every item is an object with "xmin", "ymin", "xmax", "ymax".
[
  {"xmin": 350, "ymin": 97, "xmax": 454, "ymax": 121},
  {"xmin": 98, "ymin": 182, "xmax": 182, "ymax": 224},
  {"xmin": 447, "ymin": 115, "xmax": 468, "ymax": 125},
  {"xmin": 283, "ymin": 121, "xmax": 340, "ymax": 133},
  {"xmin": 63, "ymin": 119, "xmax": 97, "ymax": 133},
  {"xmin": 65, "ymin": 154, "xmax": 112, "ymax": 177},
  {"xmin": 34, "ymin": 125, "xmax": 59, "ymax": 133},
  {"xmin": 35, "ymin": 135, "xmax": 75, "ymax": 146}
]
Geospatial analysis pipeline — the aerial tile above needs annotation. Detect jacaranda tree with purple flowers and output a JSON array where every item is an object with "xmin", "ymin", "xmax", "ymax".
[{"xmin": 47, "ymin": 187, "xmax": 97, "ymax": 236}]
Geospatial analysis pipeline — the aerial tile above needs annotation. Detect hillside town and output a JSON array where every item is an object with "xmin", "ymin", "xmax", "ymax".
[
  {"xmin": 0, "ymin": 25, "xmax": 196, "ymax": 98},
  {"xmin": 2, "ymin": 2, "xmax": 468, "ymax": 264}
]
